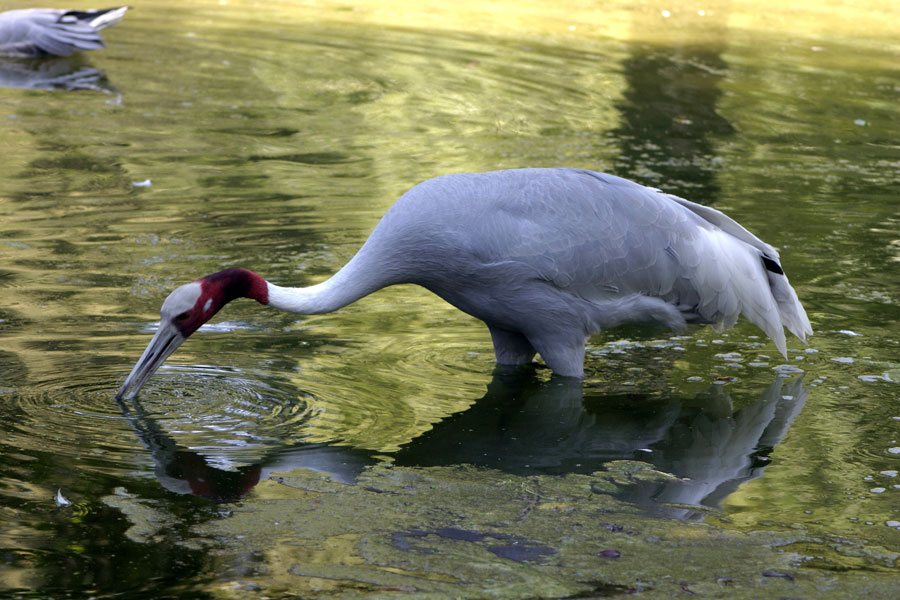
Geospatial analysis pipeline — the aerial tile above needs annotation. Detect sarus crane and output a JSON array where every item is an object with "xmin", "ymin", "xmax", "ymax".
[{"xmin": 115, "ymin": 168, "xmax": 811, "ymax": 400}]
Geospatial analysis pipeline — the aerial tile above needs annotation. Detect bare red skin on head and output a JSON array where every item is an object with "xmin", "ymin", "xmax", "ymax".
[
  {"xmin": 175, "ymin": 268, "xmax": 269, "ymax": 337},
  {"xmin": 197, "ymin": 268, "xmax": 269, "ymax": 305}
]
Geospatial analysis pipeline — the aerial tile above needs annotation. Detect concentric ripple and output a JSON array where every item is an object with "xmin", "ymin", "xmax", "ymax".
[{"xmin": 1, "ymin": 361, "xmax": 316, "ymax": 478}]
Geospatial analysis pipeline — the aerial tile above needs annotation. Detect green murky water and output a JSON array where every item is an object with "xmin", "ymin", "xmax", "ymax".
[{"xmin": 1, "ymin": 0, "xmax": 898, "ymax": 596}]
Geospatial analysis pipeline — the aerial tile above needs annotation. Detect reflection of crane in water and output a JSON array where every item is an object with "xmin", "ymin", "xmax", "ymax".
[
  {"xmin": 394, "ymin": 370, "xmax": 808, "ymax": 520},
  {"xmin": 0, "ymin": 56, "xmax": 118, "ymax": 93},
  {"xmin": 115, "ymin": 169, "xmax": 811, "ymax": 399},
  {"xmin": 116, "ymin": 392, "xmax": 369, "ymax": 504},
  {"xmin": 117, "ymin": 369, "xmax": 807, "ymax": 520},
  {"xmin": 0, "ymin": 7, "xmax": 128, "ymax": 57}
]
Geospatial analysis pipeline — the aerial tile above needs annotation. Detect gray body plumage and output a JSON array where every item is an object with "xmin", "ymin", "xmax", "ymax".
[
  {"xmin": 0, "ymin": 6, "xmax": 128, "ymax": 57},
  {"xmin": 330, "ymin": 168, "xmax": 811, "ymax": 376}
]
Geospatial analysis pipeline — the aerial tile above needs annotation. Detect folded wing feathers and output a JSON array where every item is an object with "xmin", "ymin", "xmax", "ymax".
[{"xmin": 668, "ymin": 193, "xmax": 811, "ymax": 357}]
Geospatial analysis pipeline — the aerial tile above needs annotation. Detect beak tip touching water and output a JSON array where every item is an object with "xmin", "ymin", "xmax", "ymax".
[
  {"xmin": 113, "ymin": 382, "xmax": 133, "ymax": 402},
  {"xmin": 115, "ymin": 324, "xmax": 188, "ymax": 402}
]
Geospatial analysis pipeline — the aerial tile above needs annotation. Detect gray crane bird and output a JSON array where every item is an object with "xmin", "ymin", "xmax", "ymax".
[
  {"xmin": 0, "ymin": 6, "xmax": 128, "ymax": 57},
  {"xmin": 115, "ymin": 168, "xmax": 812, "ymax": 400}
]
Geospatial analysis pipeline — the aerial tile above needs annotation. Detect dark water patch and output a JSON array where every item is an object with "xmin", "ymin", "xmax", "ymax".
[
  {"xmin": 393, "ymin": 527, "xmax": 556, "ymax": 563},
  {"xmin": 488, "ymin": 541, "xmax": 556, "ymax": 563},
  {"xmin": 202, "ymin": 126, "xmax": 300, "ymax": 137},
  {"xmin": 247, "ymin": 151, "xmax": 356, "ymax": 165},
  {"xmin": 0, "ymin": 269, "xmax": 18, "ymax": 286},
  {"xmin": 568, "ymin": 580, "xmax": 639, "ymax": 597},
  {"xmin": 196, "ymin": 172, "xmax": 270, "ymax": 188},
  {"xmin": 27, "ymin": 154, "xmax": 122, "ymax": 173}
]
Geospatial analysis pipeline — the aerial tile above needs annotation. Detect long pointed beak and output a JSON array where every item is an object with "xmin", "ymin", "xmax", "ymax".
[{"xmin": 115, "ymin": 322, "xmax": 187, "ymax": 401}]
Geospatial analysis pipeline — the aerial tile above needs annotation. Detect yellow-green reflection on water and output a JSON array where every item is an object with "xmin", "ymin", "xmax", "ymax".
[{"xmin": 0, "ymin": 0, "xmax": 898, "ymax": 595}]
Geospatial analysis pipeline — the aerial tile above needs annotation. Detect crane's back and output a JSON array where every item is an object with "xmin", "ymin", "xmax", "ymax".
[{"xmin": 347, "ymin": 168, "xmax": 810, "ymax": 375}]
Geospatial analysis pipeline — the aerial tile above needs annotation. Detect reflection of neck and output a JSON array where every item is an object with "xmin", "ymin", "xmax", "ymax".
[{"xmin": 118, "ymin": 397, "xmax": 262, "ymax": 503}]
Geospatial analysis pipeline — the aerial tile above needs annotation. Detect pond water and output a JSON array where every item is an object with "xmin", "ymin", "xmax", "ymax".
[{"xmin": 1, "ymin": 0, "xmax": 898, "ymax": 596}]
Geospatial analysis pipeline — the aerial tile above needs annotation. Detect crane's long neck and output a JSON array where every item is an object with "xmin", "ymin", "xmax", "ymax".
[
  {"xmin": 263, "ymin": 250, "xmax": 399, "ymax": 315},
  {"xmin": 267, "ymin": 277, "xmax": 367, "ymax": 315},
  {"xmin": 197, "ymin": 228, "xmax": 409, "ymax": 317}
]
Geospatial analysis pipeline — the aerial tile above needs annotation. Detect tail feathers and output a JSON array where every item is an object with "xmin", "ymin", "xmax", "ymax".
[
  {"xmin": 733, "ymin": 254, "xmax": 811, "ymax": 359},
  {"xmin": 716, "ymin": 243, "xmax": 788, "ymax": 357},
  {"xmin": 690, "ymin": 227, "xmax": 810, "ymax": 359},
  {"xmin": 668, "ymin": 193, "xmax": 811, "ymax": 357},
  {"xmin": 768, "ymin": 270, "xmax": 813, "ymax": 343}
]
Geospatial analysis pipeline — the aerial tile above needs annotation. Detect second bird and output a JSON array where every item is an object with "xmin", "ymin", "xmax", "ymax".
[{"xmin": 0, "ymin": 6, "xmax": 128, "ymax": 57}]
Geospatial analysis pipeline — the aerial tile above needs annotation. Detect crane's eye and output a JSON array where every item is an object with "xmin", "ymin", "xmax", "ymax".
[{"xmin": 174, "ymin": 311, "xmax": 191, "ymax": 322}]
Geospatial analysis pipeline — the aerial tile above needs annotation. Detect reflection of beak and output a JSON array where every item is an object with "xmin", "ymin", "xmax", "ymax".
[{"xmin": 115, "ymin": 322, "xmax": 187, "ymax": 401}]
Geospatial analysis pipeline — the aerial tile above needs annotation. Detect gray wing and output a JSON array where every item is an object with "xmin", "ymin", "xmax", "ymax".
[
  {"xmin": 0, "ymin": 7, "xmax": 127, "ymax": 57},
  {"xmin": 397, "ymin": 168, "xmax": 810, "ymax": 355}
]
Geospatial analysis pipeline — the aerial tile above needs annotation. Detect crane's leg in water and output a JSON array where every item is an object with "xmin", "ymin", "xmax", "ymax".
[
  {"xmin": 488, "ymin": 326, "xmax": 536, "ymax": 365},
  {"xmin": 526, "ymin": 332, "xmax": 587, "ymax": 379}
]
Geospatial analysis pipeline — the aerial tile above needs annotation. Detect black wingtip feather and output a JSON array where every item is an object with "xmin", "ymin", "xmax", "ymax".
[{"xmin": 762, "ymin": 255, "xmax": 784, "ymax": 275}]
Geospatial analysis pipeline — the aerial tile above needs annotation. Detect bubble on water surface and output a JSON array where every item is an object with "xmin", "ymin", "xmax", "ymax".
[
  {"xmin": 859, "ymin": 374, "xmax": 896, "ymax": 383},
  {"xmin": 773, "ymin": 364, "xmax": 805, "ymax": 375}
]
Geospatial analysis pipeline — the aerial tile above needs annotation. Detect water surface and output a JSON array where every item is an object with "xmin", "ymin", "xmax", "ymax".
[{"xmin": 1, "ymin": 0, "xmax": 898, "ymax": 595}]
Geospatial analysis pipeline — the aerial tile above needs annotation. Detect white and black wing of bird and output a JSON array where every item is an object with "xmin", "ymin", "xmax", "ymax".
[{"xmin": 0, "ymin": 6, "xmax": 128, "ymax": 57}]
